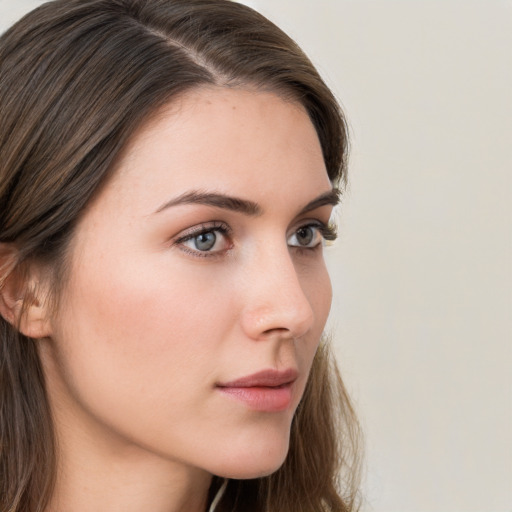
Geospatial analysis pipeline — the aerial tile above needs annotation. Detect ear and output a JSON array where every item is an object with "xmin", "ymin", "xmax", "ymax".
[{"xmin": 0, "ymin": 245, "xmax": 53, "ymax": 339}]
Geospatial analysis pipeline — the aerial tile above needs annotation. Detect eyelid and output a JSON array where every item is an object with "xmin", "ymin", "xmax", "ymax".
[
  {"xmin": 173, "ymin": 221, "xmax": 229, "ymax": 241},
  {"xmin": 293, "ymin": 202, "xmax": 338, "ymax": 240}
]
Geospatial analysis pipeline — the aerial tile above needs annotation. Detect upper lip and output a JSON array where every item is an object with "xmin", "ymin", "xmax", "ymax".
[{"xmin": 217, "ymin": 368, "xmax": 299, "ymax": 388}]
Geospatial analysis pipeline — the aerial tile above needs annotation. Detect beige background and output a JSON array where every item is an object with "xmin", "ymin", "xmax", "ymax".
[{"xmin": 1, "ymin": 1, "xmax": 511, "ymax": 511}]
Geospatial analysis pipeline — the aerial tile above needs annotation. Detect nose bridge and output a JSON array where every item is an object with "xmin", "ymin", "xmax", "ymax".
[{"xmin": 240, "ymin": 243, "xmax": 315, "ymax": 340}]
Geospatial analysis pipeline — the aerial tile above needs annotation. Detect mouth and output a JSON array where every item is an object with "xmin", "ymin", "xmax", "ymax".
[{"xmin": 216, "ymin": 368, "xmax": 298, "ymax": 412}]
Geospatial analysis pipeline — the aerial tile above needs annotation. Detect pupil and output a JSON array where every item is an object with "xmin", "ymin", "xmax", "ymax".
[
  {"xmin": 195, "ymin": 231, "xmax": 216, "ymax": 251},
  {"xmin": 297, "ymin": 227, "xmax": 313, "ymax": 246}
]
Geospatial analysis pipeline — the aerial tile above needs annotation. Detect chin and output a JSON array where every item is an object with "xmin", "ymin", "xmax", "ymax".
[
  {"xmin": 210, "ymin": 435, "xmax": 291, "ymax": 480},
  {"xmin": 219, "ymin": 459, "xmax": 288, "ymax": 480}
]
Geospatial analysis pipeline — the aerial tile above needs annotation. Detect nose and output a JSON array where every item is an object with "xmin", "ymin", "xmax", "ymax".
[{"xmin": 239, "ymin": 247, "xmax": 315, "ymax": 341}]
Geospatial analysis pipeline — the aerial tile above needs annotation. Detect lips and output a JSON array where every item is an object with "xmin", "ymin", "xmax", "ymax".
[{"xmin": 216, "ymin": 368, "xmax": 298, "ymax": 412}]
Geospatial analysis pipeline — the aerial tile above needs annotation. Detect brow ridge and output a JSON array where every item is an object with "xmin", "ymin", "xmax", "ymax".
[
  {"xmin": 297, "ymin": 188, "xmax": 341, "ymax": 215},
  {"xmin": 155, "ymin": 190, "xmax": 262, "ymax": 216},
  {"xmin": 155, "ymin": 188, "xmax": 340, "ymax": 216}
]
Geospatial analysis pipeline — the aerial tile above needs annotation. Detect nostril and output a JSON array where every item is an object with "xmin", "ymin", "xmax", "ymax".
[{"xmin": 261, "ymin": 327, "xmax": 294, "ymax": 338}]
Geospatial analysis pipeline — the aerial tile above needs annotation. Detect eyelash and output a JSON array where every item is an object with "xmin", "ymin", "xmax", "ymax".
[
  {"xmin": 313, "ymin": 223, "xmax": 338, "ymax": 243},
  {"xmin": 173, "ymin": 220, "xmax": 338, "ymax": 258}
]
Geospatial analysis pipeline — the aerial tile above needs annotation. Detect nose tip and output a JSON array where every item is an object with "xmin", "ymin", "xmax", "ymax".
[
  {"xmin": 262, "ymin": 302, "xmax": 315, "ymax": 340},
  {"xmin": 242, "ymin": 301, "xmax": 315, "ymax": 341},
  {"xmin": 240, "ymin": 265, "xmax": 315, "ymax": 341}
]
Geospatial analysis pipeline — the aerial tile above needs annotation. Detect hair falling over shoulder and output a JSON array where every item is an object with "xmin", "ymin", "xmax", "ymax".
[{"xmin": 0, "ymin": 1, "xmax": 362, "ymax": 510}]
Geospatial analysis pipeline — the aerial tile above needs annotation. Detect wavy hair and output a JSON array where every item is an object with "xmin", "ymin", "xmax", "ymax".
[{"xmin": 0, "ymin": 1, "xmax": 361, "ymax": 510}]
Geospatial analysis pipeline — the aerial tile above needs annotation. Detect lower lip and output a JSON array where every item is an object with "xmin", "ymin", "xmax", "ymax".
[{"xmin": 217, "ymin": 384, "xmax": 293, "ymax": 412}]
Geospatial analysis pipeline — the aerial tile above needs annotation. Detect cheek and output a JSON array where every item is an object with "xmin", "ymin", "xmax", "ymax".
[
  {"xmin": 63, "ymin": 256, "xmax": 227, "ymax": 367},
  {"xmin": 304, "ymin": 258, "xmax": 333, "ymax": 332},
  {"xmin": 49, "ymin": 252, "xmax": 232, "ymax": 434},
  {"xmin": 294, "ymin": 260, "xmax": 332, "ymax": 378}
]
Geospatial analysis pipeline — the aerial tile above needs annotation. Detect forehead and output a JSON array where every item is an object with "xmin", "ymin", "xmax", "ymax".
[{"xmin": 92, "ymin": 87, "xmax": 330, "ymax": 217}]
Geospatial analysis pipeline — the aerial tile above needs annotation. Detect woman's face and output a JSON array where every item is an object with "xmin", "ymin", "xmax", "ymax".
[{"xmin": 42, "ymin": 87, "xmax": 335, "ymax": 479}]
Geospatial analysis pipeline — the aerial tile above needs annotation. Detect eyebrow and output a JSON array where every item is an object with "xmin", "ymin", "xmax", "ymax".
[
  {"xmin": 155, "ymin": 190, "xmax": 262, "ymax": 216},
  {"xmin": 154, "ymin": 188, "xmax": 340, "ymax": 216},
  {"xmin": 297, "ymin": 188, "xmax": 341, "ymax": 215}
]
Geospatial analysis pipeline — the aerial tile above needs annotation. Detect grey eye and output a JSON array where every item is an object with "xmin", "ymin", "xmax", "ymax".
[
  {"xmin": 178, "ymin": 225, "xmax": 231, "ymax": 255},
  {"xmin": 193, "ymin": 231, "xmax": 217, "ymax": 251},
  {"xmin": 288, "ymin": 225, "xmax": 323, "ymax": 248},
  {"xmin": 295, "ymin": 226, "xmax": 314, "ymax": 246}
]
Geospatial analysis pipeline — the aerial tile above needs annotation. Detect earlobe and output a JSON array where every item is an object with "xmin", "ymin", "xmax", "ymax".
[
  {"xmin": 0, "ymin": 245, "xmax": 53, "ymax": 339},
  {"xmin": 16, "ymin": 293, "xmax": 53, "ymax": 339}
]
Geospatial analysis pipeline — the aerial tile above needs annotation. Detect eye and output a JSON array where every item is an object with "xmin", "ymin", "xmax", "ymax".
[
  {"xmin": 189, "ymin": 231, "xmax": 217, "ymax": 251},
  {"xmin": 175, "ymin": 222, "xmax": 232, "ymax": 256},
  {"xmin": 288, "ymin": 223, "xmax": 335, "ymax": 249}
]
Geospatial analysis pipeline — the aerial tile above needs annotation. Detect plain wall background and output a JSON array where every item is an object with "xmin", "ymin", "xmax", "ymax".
[{"xmin": 1, "ymin": 1, "xmax": 511, "ymax": 511}]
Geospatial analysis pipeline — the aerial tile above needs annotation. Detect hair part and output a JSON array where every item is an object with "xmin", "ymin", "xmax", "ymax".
[{"xmin": 0, "ymin": 1, "xmax": 360, "ymax": 510}]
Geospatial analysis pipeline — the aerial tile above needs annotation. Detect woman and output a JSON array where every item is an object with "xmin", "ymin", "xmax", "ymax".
[{"xmin": 0, "ymin": 0, "xmax": 361, "ymax": 510}]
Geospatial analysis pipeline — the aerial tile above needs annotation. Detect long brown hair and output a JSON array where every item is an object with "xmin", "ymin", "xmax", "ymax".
[{"xmin": 0, "ymin": 1, "xmax": 361, "ymax": 510}]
